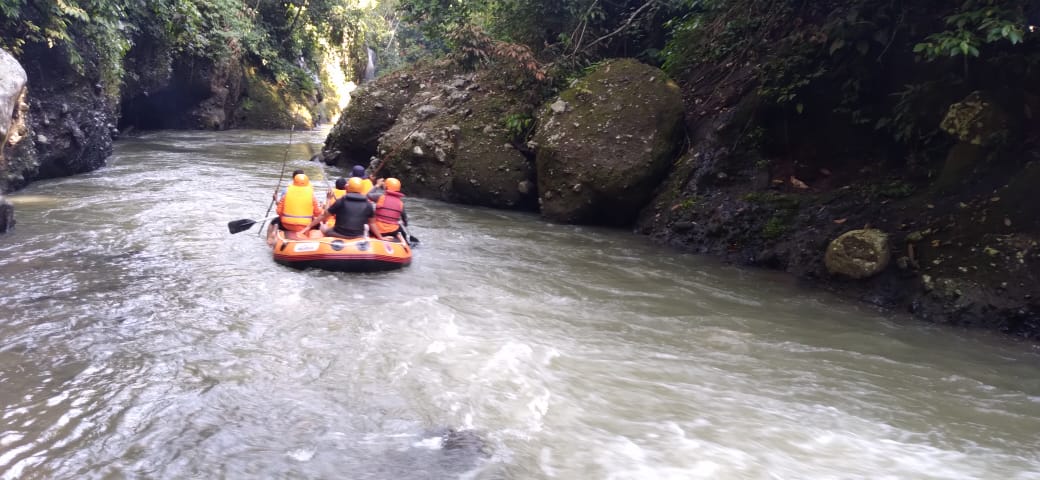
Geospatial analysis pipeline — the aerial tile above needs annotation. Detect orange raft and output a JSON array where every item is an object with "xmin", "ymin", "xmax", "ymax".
[{"xmin": 266, "ymin": 223, "xmax": 412, "ymax": 272}]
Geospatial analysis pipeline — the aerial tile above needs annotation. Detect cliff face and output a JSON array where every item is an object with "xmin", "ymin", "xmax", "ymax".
[{"xmin": 0, "ymin": 44, "xmax": 115, "ymax": 194}]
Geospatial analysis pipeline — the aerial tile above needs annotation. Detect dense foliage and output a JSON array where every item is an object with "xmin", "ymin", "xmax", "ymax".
[
  {"xmin": 0, "ymin": 0, "xmax": 403, "ymax": 100},
  {"xmin": 659, "ymin": 0, "xmax": 1039, "ymax": 160}
]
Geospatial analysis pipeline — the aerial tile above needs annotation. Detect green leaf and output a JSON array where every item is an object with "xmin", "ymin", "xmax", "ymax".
[{"xmin": 795, "ymin": 103, "xmax": 804, "ymax": 114}]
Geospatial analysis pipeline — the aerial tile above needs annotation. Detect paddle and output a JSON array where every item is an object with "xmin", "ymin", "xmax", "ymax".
[
  {"xmin": 400, "ymin": 222, "xmax": 420, "ymax": 246},
  {"xmin": 228, "ymin": 216, "xmax": 277, "ymax": 234}
]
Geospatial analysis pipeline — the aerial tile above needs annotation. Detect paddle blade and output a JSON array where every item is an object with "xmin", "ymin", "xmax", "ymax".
[
  {"xmin": 408, "ymin": 235, "xmax": 420, "ymax": 246},
  {"xmin": 227, "ymin": 218, "xmax": 258, "ymax": 234}
]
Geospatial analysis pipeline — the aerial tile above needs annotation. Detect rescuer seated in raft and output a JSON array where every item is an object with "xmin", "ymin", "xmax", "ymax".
[
  {"xmin": 276, "ymin": 173, "xmax": 323, "ymax": 239},
  {"xmin": 366, "ymin": 177, "xmax": 408, "ymax": 242},
  {"xmin": 323, "ymin": 177, "xmax": 348, "ymax": 229},
  {"xmin": 350, "ymin": 164, "xmax": 375, "ymax": 195},
  {"xmin": 300, "ymin": 177, "xmax": 376, "ymax": 239}
]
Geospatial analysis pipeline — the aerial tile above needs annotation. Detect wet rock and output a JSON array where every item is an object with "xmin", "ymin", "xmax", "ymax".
[
  {"xmin": 825, "ymin": 228, "xmax": 892, "ymax": 279},
  {"xmin": 0, "ymin": 196, "xmax": 14, "ymax": 234}
]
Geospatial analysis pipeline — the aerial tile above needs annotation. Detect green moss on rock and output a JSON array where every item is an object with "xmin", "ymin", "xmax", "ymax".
[{"xmin": 534, "ymin": 58, "xmax": 685, "ymax": 225}]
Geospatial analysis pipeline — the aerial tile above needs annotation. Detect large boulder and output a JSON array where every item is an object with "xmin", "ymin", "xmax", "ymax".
[
  {"xmin": 1, "ymin": 48, "xmax": 34, "ymax": 194},
  {"xmin": 0, "ymin": 48, "xmax": 27, "ymax": 158},
  {"xmin": 940, "ymin": 91, "xmax": 1009, "ymax": 147},
  {"xmin": 374, "ymin": 69, "xmax": 540, "ymax": 210},
  {"xmin": 323, "ymin": 65, "xmax": 437, "ymax": 167},
  {"xmin": 534, "ymin": 58, "xmax": 685, "ymax": 225},
  {"xmin": 825, "ymin": 229, "xmax": 891, "ymax": 279}
]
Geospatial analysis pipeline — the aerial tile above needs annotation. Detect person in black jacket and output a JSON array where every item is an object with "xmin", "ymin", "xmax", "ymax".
[{"xmin": 300, "ymin": 177, "xmax": 375, "ymax": 239}]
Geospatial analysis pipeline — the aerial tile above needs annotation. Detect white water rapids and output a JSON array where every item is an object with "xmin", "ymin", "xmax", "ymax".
[{"xmin": 1, "ymin": 130, "xmax": 1039, "ymax": 479}]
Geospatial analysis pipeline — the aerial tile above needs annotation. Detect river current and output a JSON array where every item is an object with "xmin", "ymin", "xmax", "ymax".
[{"xmin": 1, "ymin": 130, "xmax": 1039, "ymax": 479}]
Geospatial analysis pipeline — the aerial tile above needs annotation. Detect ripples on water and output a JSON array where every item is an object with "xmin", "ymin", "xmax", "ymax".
[{"xmin": 2, "ymin": 130, "xmax": 1040, "ymax": 479}]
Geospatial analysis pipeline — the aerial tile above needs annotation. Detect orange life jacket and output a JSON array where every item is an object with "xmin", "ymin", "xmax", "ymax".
[
  {"xmin": 280, "ymin": 183, "xmax": 317, "ymax": 230},
  {"xmin": 373, "ymin": 191, "xmax": 404, "ymax": 234},
  {"xmin": 325, "ymin": 188, "xmax": 346, "ymax": 228}
]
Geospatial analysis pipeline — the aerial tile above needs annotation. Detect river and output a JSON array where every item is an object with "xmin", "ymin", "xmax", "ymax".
[{"xmin": 1, "ymin": 130, "xmax": 1039, "ymax": 479}]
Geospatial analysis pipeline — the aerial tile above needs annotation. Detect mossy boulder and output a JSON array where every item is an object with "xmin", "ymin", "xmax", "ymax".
[
  {"xmin": 534, "ymin": 58, "xmax": 685, "ymax": 225},
  {"xmin": 323, "ymin": 65, "xmax": 437, "ymax": 167},
  {"xmin": 374, "ymin": 69, "xmax": 540, "ymax": 209},
  {"xmin": 940, "ymin": 91, "xmax": 1008, "ymax": 147},
  {"xmin": 825, "ymin": 229, "xmax": 891, "ymax": 279}
]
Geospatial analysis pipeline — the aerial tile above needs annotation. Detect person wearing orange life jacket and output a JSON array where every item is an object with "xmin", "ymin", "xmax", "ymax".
[
  {"xmin": 276, "ymin": 173, "xmax": 322, "ymax": 235},
  {"xmin": 273, "ymin": 169, "xmax": 305, "ymax": 202},
  {"xmin": 301, "ymin": 177, "xmax": 376, "ymax": 239},
  {"xmin": 350, "ymin": 165, "xmax": 374, "ymax": 195},
  {"xmin": 367, "ymin": 177, "xmax": 408, "ymax": 241},
  {"xmin": 323, "ymin": 177, "xmax": 348, "ymax": 229}
]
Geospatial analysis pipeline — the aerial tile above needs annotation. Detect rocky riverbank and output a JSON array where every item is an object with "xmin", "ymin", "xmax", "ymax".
[{"xmin": 322, "ymin": 55, "xmax": 1039, "ymax": 339}]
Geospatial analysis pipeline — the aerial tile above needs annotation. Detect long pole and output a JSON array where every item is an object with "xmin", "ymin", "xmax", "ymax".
[{"xmin": 259, "ymin": 124, "xmax": 296, "ymax": 235}]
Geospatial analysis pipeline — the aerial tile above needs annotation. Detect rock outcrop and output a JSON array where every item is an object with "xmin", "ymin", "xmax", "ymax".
[
  {"xmin": 1, "ymin": 44, "xmax": 113, "ymax": 192},
  {"xmin": 534, "ymin": 59, "xmax": 685, "ymax": 225},
  {"xmin": 120, "ymin": 50, "xmax": 245, "ymax": 131},
  {"xmin": 323, "ymin": 66, "xmax": 435, "ymax": 167},
  {"xmin": 0, "ymin": 48, "xmax": 26, "ymax": 156},
  {"xmin": 0, "ymin": 48, "xmax": 33, "ymax": 194},
  {"xmin": 373, "ymin": 69, "xmax": 540, "ymax": 209}
]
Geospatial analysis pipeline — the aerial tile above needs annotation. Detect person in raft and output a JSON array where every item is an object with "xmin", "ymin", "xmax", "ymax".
[
  {"xmin": 273, "ymin": 169, "xmax": 306, "ymax": 201},
  {"xmin": 366, "ymin": 177, "xmax": 408, "ymax": 242},
  {"xmin": 350, "ymin": 164, "xmax": 374, "ymax": 195},
  {"xmin": 322, "ymin": 177, "xmax": 348, "ymax": 229},
  {"xmin": 276, "ymin": 173, "xmax": 323, "ymax": 238},
  {"xmin": 301, "ymin": 177, "xmax": 376, "ymax": 239}
]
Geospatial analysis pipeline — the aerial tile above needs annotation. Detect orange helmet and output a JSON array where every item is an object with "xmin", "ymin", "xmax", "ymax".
[
  {"xmin": 293, "ymin": 173, "xmax": 309, "ymax": 186},
  {"xmin": 385, "ymin": 178, "xmax": 401, "ymax": 192},
  {"xmin": 346, "ymin": 177, "xmax": 364, "ymax": 193}
]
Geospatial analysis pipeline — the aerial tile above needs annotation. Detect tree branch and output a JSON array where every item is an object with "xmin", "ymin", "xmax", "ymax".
[{"xmin": 575, "ymin": 0, "xmax": 658, "ymax": 56}]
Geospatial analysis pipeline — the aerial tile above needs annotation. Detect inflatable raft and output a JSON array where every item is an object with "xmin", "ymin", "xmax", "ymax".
[{"xmin": 266, "ymin": 223, "xmax": 412, "ymax": 272}]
